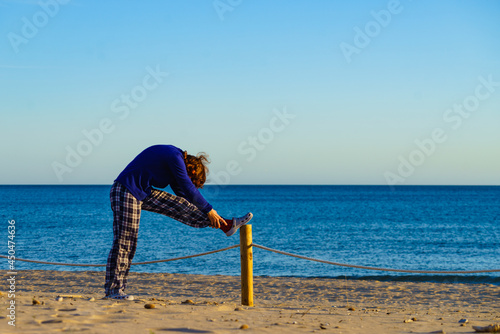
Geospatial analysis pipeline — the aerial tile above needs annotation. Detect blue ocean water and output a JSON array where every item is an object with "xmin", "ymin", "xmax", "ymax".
[{"xmin": 1, "ymin": 185, "xmax": 499, "ymax": 285}]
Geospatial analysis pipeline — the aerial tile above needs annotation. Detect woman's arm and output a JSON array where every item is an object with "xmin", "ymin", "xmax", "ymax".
[{"xmin": 207, "ymin": 209, "xmax": 228, "ymax": 229}]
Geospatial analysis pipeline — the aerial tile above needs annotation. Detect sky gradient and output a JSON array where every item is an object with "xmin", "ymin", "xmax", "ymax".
[{"xmin": 1, "ymin": 0, "xmax": 499, "ymax": 185}]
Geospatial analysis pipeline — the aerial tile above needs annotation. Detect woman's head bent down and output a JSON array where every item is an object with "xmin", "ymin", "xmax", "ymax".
[{"xmin": 183, "ymin": 151, "xmax": 210, "ymax": 188}]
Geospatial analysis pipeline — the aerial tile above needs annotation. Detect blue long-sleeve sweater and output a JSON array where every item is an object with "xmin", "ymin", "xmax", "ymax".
[{"xmin": 115, "ymin": 145, "xmax": 213, "ymax": 214}]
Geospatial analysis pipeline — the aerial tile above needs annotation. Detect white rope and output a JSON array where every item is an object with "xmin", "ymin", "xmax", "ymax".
[
  {"xmin": 251, "ymin": 243, "xmax": 500, "ymax": 274},
  {"xmin": 0, "ymin": 245, "xmax": 239, "ymax": 267}
]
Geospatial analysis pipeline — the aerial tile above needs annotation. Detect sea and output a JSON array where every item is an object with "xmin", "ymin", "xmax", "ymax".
[{"xmin": 1, "ymin": 185, "xmax": 499, "ymax": 285}]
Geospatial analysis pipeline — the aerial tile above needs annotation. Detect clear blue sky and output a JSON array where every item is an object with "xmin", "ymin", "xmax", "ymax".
[{"xmin": 1, "ymin": 0, "xmax": 499, "ymax": 185}]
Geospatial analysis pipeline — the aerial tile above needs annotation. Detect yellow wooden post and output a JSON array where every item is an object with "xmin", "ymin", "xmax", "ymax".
[{"xmin": 240, "ymin": 224, "xmax": 254, "ymax": 306}]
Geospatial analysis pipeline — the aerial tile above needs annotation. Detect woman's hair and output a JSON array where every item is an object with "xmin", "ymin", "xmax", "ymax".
[{"xmin": 183, "ymin": 151, "xmax": 210, "ymax": 188}]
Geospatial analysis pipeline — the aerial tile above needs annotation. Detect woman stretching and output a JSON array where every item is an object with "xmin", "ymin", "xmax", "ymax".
[{"xmin": 104, "ymin": 144, "xmax": 253, "ymax": 300}]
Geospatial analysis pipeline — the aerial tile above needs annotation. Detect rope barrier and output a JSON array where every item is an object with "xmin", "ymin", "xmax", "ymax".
[
  {"xmin": 2, "ymin": 242, "xmax": 500, "ymax": 274},
  {"xmin": 251, "ymin": 243, "xmax": 500, "ymax": 274},
  {"xmin": 0, "ymin": 245, "xmax": 239, "ymax": 267}
]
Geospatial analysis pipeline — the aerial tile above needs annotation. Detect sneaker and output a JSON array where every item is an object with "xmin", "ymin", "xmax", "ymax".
[
  {"xmin": 225, "ymin": 212, "xmax": 253, "ymax": 237},
  {"xmin": 104, "ymin": 292, "xmax": 134, "ymax": 301}
]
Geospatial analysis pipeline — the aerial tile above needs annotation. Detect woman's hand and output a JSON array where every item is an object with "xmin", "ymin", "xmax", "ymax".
[{"xmin": 207, "ymin": 209, "xmax": 227, "ymax": 229}]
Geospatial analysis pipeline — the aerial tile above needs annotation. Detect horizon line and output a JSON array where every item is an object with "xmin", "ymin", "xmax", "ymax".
[{"xmin": 0, "ymin": 184, "xmax": 499, "ymax": 187}]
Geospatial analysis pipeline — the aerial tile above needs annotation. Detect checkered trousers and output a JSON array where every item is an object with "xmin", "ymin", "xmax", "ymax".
[{"xmin": 104, "ymin": 182, "xmax": 211, "ymax": 295}]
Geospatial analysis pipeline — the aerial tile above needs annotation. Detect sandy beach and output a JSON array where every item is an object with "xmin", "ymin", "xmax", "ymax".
[{"xmin": 1, "ymin": 270, "xmax": 499, "ymax": 334}]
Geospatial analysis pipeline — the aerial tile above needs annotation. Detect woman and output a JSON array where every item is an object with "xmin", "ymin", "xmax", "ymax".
[{"xmin": 104, "ymin": 144, "xmax": 253, "ymax": 300}]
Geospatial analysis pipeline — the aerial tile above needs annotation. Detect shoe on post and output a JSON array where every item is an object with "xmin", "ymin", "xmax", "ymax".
[
  {"xmin": 104, "ymin": 292, "xmax": 134, "ymax": 301},
  {"xmin": 225, "ymin": 213, "xmax": 253, "ymax": 237}
]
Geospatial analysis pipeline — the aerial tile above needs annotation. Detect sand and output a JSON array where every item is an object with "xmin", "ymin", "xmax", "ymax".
[{"xmin": 1, "ymin": 270, "xmax": 499, "ymax": 334}]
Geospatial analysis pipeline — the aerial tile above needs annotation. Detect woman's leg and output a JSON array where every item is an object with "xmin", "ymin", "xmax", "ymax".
[
  {"xmin": 104, "ymin": 182, "xmax": 142, "ymax": 296},
  {"xmin": 141, "ymin": 188, "xmax": 211, "ymax": 228}
]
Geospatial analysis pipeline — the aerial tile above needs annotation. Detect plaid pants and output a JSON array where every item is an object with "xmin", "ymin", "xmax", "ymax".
[{"xmin": 104, "ymin": 182, "xmax": 211, "ymax": 295}]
